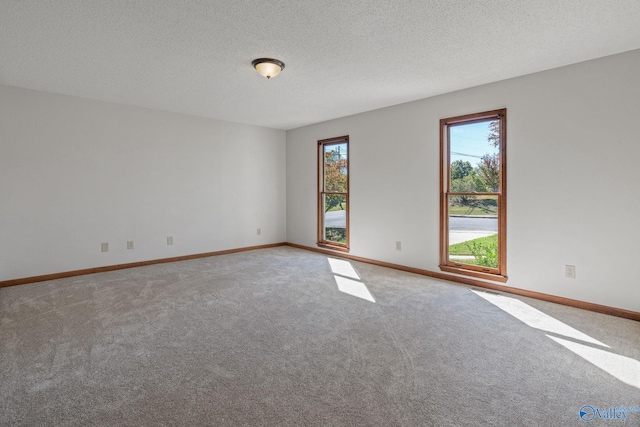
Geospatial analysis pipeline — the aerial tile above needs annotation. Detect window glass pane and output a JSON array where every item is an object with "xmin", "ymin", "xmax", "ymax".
[
  {"xmin": 324, "ymin": 143, "xmax": 348, "ymax": 192},
  {"xmin": 323, "ymin": 194, "xmax": 347, "ymax": 243},
  {"xmin": 450, "ymin": 120, "xmax": 500, "ymax": 193},
  {"xmin": 448, "ymin": 195, "xmax": 498, "ymax": 267}
]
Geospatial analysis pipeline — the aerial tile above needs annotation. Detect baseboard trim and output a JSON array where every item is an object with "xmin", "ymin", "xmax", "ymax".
[
  {"xmin": 286, "ymin": 243, "xmax": 640, "ymax": 322},
  {"xmin": 0, "ymin": 242, "xmax": 287, "ymax": 288},
  {"xmin": 3, "ymin": 241, "xmax": 638, "ymax": 322}
]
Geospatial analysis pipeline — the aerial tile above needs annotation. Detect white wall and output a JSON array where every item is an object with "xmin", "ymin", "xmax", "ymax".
[
  {"xmin": 286, "ymin": 49, "xmax": 640, "ymax": 313},
  {"xmin": 0, "ymin": 85, "xmax": 286, "ymax": 281}
]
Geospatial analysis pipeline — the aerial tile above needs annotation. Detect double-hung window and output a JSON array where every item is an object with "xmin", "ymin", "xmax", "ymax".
[
  {"xmin": 318, "ymin": 136, "xmax": 349, "ymax": 252},
  {"xmin": 440, "ymin": 110, "xmax": 507, "ymax": 281}
]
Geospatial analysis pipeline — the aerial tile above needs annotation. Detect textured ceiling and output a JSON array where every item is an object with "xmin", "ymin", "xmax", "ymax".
[{"xmin": 2, "ymin": 1, "xmax": 640, "ymax": 130}]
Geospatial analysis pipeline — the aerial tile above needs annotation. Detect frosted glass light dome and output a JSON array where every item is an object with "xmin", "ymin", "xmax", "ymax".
[{"xmin": 252, "ymin": 58, "xmax": 285, "ymax": 79}]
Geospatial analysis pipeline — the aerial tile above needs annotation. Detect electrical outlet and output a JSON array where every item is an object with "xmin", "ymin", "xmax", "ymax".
[
  {"xmin": 565, "ymin": 265, "xmax": 576, "ymax": 279},
  {"xmin": 396, "ymin": 241, "xmax": 402, "ymax": 251},
  {"xmin": 167, "ymin": 236, "xmax": 173, "ymax": 245},
  {"xmin": 257, "ymin": 228, "xmax": 261, "ymax": 236},
  {"xmin": 127, "ymin": 240, "xmax": 134, "ymax": 250},
  {"xmin": 101, "ymin": 242, "xmax": 109, "ymax": 252}
]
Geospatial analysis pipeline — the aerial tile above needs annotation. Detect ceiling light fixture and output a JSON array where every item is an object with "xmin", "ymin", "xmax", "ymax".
[{"xmin": 252, "ymin": 58, "xmax": 285, "ymax": 79}]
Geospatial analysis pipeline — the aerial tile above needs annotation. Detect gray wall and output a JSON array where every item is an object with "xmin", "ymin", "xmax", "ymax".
[
  {"xmin": 286, "ymin": 49, "xmax": 640, "ymax": 312},
  {"xmin": 0, "ymin": 85, "xmax": 286, "ymax": 281}
]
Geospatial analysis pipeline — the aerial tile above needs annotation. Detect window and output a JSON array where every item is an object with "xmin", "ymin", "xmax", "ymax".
[
  {"xmin": 440, "ymin": 110, "xmax": 507, "ymax": 281},
  {"xmin": 318, "ymin": 136, "xmax": 349, "ymax": 252}
]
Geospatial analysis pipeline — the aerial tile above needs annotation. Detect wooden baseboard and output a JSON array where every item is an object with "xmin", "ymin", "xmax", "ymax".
[
  {"xmin": 0, "ymin": 242, "xmax": 287, "ymax": 288},
  {"xmin": 3, "ymin": 241, "xmax": 638, "ymax": 322},
  {"xmin": 285, "ymin": 243, "xmax": 640, "ymax": 322}
]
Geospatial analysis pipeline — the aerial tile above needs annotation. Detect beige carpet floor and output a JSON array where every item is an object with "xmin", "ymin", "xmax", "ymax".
[{"xmin": 1, "ymin": 246, "xmax": 639, "ymax": 426}]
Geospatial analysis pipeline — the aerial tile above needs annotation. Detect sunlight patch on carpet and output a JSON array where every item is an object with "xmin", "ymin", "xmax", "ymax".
[
  {"xmin": 547, "ymin": 335, "xmax": 640, "ymax": 390},
  {"xmin": 334, "ymin": 276, "xmax": 375, "ymax": 303},
  {"xmin": 471, "ymin": 289, "xmax": 640, "ymax": 390},
  {"xmin": 328, "ymin": 258, "xmax": 374, "ymax": 303},
  {"xmin": 328, "ymin": 258, "xmax": 360, "ymax": 280},
  {"xmin": 471, "ymin": 290, "xmax": 608, "ymax": 347}
]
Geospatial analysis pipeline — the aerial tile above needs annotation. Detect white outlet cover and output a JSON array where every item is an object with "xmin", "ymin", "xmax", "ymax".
[{"xmin": 565, "ymin": 265, "xmax": 576, "ymax": 279}]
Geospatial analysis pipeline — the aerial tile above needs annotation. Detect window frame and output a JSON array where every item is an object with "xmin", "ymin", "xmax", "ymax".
[
  {"xmin": 439, "ymin": 109, "xmax": 507, "ymax": 282},
  {"xmin": 317, "ymin": 136, "xmax": 350, "ymax": 252}
]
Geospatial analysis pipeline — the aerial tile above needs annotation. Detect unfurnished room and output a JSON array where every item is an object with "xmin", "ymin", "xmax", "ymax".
[{"xmin": 1, "ymin": 1, "xmax": 640, "ymax": 426}]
